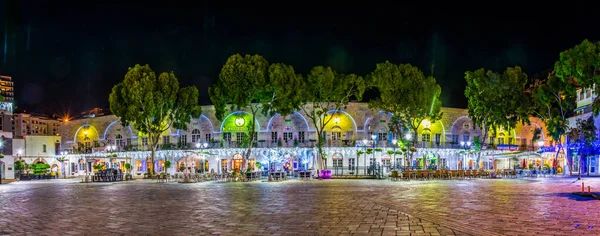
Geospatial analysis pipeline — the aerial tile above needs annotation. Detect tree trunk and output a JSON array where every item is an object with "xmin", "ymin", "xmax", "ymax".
[
  {"xmin": 554, "ymin": 142, "xmax": 562, "ymax": 175},
  {"xmin": 150, "ymin": 147, "xmax": 156, "ymax": 175},
  {"xmin": 244, "ymin": 133, "xmax": 254, "ymax": 172},
  {"xmin": 149, "ymin": 131, "xmax": 160, "ymax": 176},
  {"xmin": 578, "ymin": 149, "xmax": 582, "ymax": 180},
  {"xmin": 316, "ymin": 130, "xmax": 325, "ymax": 170},
  {"xmin": 411, "ymin": 128, "xmax": 418, "ymax": 168}
]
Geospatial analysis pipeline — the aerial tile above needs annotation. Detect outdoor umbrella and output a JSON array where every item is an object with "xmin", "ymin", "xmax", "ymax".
[{"xmin": 522, "ymin": 159, "xmax": 526, "ymax": 168}]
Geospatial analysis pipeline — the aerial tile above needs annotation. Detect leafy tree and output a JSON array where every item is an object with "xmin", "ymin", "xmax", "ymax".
[
  {"xmin": 209, "ymin": 54, "xmax": 269, "ymax": 165},
  {"xmin": 109, "ymin": 64, "xmax": 202, "ymax": 174},
  {"xmin": 267, "ymin": 63, "xmax": 304, "ymax": 116},
  {"xmin": 368, "ymin": 61, "xmax": 442, "ymax": 166},
  {"xmin": 209, "ymin": 54, "xmax": 302, "ymax": 168},
  {"xmin": 464, "ymin": 66, "xmax": 529, "ymax": 166},
  {"xmin": 299, "ymin": 66, "xmax": 366, "ymax": 170},
  {"xmin": 529, "ymin": 70, "xmax": 577, "ymax": 168},
  {"xmin": 554, "ymin": 39, "xmax": 600, "ymax": 113},
  {"xmin": 568, "ymin": 116, "xmax": 597, "ymax": 180}
]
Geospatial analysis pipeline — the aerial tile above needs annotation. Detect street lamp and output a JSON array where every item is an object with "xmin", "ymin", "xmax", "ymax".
[
  {"xmin": 202, "ymin": 142, "xmax": 208, "ymax": 172},
  {"xmin": 405, "ymin": 133, "xmax": 412, "ymax": 168},
  {"xmin": 59, "ymin": 151, "xmax": 68, "ymax": 179},
  {"xmin": 460, "ymin": 141, "xmax": 471, "ymax": 169},
  {"xmin": 392, "ymin": 139, "xmax": 398, "ymax": 170},
  {"xmin": 370, "ymin": 134, "xmax": 377, "ymax": 175}
]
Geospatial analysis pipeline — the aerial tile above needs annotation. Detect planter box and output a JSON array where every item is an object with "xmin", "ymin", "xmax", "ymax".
[{"xmin": 318, "ymin": 170, "xmax": 332, "ymax": 179}]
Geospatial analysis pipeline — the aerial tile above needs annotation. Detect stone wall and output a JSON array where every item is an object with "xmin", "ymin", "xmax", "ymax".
[{"xmin": 58, "ymin": 104, "xmax": 549, "ymax": 150}]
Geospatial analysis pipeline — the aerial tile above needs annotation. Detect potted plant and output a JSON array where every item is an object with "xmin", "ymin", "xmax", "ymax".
[
  {"xmin": 293, "ymin": 138, "xmax": 299, "ymax": 147},
  {"xmin": 386, "ymin": 150, "xmax": 395, "ymax": 155},
  {"xmin": 164, "ymin": 161, "xmax": 171, "ymax": 172},
  {"xmin": 277, "ymin": 138, "xmax": 283, "ymax": 147},
  {"xmin": 374, "ymin": 147, "xmax": 382, "ymax": 152}
]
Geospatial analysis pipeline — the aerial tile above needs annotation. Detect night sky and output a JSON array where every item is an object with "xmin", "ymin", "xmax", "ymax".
[{"xmin": 1, "ymin": 2, "xmax": 599, "ymax": 116}]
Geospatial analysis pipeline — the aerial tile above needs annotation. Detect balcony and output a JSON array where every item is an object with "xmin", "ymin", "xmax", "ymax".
[{"xmin": 66, "ymin": 141, "xmax": 551, "ymax": 155}]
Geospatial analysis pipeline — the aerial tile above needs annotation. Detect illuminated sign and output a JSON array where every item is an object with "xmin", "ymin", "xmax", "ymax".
[{"xmin": 235, "ymin": 117, "xmax": 245, "ymax": 127}]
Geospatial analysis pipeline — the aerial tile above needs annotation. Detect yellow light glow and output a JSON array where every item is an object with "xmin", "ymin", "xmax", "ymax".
[
  {"xmin": 83, "ymin": 130, "xmax": 88, "ymax": 135},
  {"xmin": 334, "ymin": 117, "xmax": 340, "ymax": 124},
  {"xmin": 422, "ymin": 120, "xmax": 431, "ymax": 128}
]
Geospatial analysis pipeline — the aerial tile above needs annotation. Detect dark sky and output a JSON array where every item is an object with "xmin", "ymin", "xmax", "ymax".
[{"xmin": 1, "ymin": 2, "xmax": 599, "ymax": 116}]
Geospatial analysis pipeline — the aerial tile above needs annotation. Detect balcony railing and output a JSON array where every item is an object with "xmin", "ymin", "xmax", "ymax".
[{"xmin": 67, "ymin": 140, "xmax": 552, "ymax": 155}]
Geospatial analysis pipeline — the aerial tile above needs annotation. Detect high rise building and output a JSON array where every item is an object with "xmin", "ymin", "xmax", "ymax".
[{"xmin": 0, "ymin": 75, "xmax": 14, "ymax": 101}]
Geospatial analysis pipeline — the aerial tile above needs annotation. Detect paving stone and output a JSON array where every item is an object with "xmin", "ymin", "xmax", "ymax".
[{"xmin": 1, "ymin": 178, "xmax": 599, "ymax": 235}]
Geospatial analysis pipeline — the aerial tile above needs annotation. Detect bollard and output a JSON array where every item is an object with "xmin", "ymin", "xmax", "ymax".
[
  {"xmin": 589, "ymin": 186, "xmax": 591, "ymax": 193},
  {"xmin": 582, "ymin": 182, "xmax": 585, "ymax": 192}
]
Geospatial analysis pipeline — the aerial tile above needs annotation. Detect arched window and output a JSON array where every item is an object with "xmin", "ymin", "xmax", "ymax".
[
  {"xmin": 115, "ymin": 134, "xmax": 123, "ymax": 147},
  {"xmin": 191, "ymin": 129, "xmax": 201, "ymax": 143}
]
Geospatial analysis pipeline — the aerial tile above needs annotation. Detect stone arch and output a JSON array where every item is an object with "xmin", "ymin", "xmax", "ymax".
[
  {"xmin": 417, "ymin": 119, "xmax": 446, "ymax": 144},
  {"xmin": 491, "ymin": 127, "xmax": 518, "ymax": 145},
  {"xmin": 450, "ymin": 116, "xmax": 481, "ymax": 142},
  {"xmin": 182, "ymin": 115, "xmax": 215, "ymax": 145},
  {"xmin": 379, "ymin": 153, "xmax": 391, "ymax": 159},
  {"xmin": 267, "ymin": 112, "xmax": 310, "ymax": 132},
  {"xmin": 331, "ymin": 152, "xmax": 343, "ymax": 159},
  {"xmin": 220, "ymin": 111, "xmax": 261, "ymax": 133},
  {"xmin": 322, "ymin": 110, "xmax": 357, "ymax": 141},
  {"xmin": 519, "ymin": 121, "xmax": 545, "ymax": 147},
  {"xmin": 32, "ymin": 157, "xmax": 47, "ymax": 164},
  {"xmin": 363, "ymin": 111, "xmax": 393, "ymax": 133},
  {"xmin": 103, "ymin": 121, "xmax": 135, "ymax": 142},
  {"xmin": 73, "ymin": 124, "xmax": 100, "ymax": 144}
]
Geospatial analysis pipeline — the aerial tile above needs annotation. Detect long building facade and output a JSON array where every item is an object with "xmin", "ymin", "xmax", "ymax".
[{"xmin": 25, "ymin": 103, "xmax": 554, "ymax": 179}]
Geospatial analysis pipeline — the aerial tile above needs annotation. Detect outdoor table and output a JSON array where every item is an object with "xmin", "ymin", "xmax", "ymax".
[
  {"xmin": 299, "ymin": 171, "xmax": 311, "ymax": 179},
  {"xmin": 271, "ymin": 172, "xmax": 285, "ymax": 180}
]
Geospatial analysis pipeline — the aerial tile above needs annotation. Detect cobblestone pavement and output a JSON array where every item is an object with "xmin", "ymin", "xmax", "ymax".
[{"xmin": 0, "ymin": 177, "xmax": 598, "ymax": 235}]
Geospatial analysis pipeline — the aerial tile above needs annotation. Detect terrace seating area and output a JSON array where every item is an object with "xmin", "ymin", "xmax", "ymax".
[
  {"xmin": 92, "ymin": 169, "xmax": 125, "ymax": 182},
  {"xmin": 390, "ymin": 168, "xmax": 564, "ymax": 181},
  {"xmin": 392, "ymin": 169, "xmax": 520, "ymax": 180}
]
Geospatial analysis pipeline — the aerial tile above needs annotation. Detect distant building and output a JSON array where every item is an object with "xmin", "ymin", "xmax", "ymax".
[
  {"xmin": 0, "ymin": 75, "xmax": 14, "ymax": 102},
  {"xmin": 13, "ymin": 113, "xmax": 61, "ymax": 137}
]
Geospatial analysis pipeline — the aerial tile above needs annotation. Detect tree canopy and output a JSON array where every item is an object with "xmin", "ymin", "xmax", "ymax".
[
  {"xmin": 299, "ymin": 66, "xmax": 366, "ymax": 169},
  {"xmin": 530, "ymin": 70, "xmax": 577, "ymax": 143},
  {"xmin": 109, "ymin": 64, "xmax": 202, "ymax": 173},
  {"xmin": 209, "ymin": 54, "xmax": 271, "ymax": 121},
  {"xmin": 464, "ymin": 66, "xmax": 529, "ymax": 147},
  {"xmin": 368, "ymin": 61, "xmax": 443, "ymax": 146},
  {"xmin": 208, "ymin": 54, "xmax": 303, "ymax": 165},
  {"xmin": 267, "ymin": 63, "xmax": 304, "ymax": 116},
  {"xmin": 554, "ymin": 39, "xmax": 600, "ymax": 114}
]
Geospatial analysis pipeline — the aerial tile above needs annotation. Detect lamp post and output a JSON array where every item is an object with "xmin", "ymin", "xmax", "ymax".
[
  {"xmin": 537, "ymin": 140, "xmax": 544, "ymax": 170},
  {"xmin": 361, "ymin": 139, "xmax": 367, "ymax": 176},
  {"xmin": 405, "ymin": 133, "xmax": 412, "ymax": 169},
  {"xmin": 392, "ymin": 139, "xmax": 398, "ymax": 170},
  {"xmin": 60, "ymin": 151, "xmax": 68, "ymax": 179},
  {"xmin": 195, "ymin": 143, "xmax": 201, "ymax": 173},
  {"xmin": 460, "ymin": 141, "xmax": 471, "ymax": 169},
  {"xmin": 202, "ymin": 142, "xmax": 208, "ymax": 173},
  {"xmin": 371, "ymin": 134, "xmax": 377, "ymax": 176}
]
